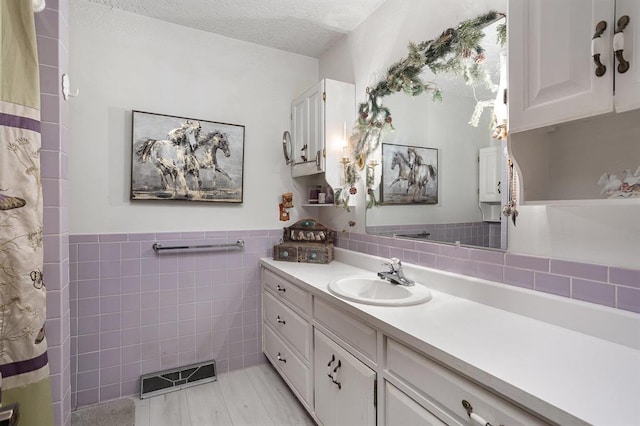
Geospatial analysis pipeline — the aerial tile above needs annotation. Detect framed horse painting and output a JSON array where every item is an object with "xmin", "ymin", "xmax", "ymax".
[
  {"xmin": 130, "ymin": 110, "xmax": 245, "ymax": 203},
  {"xmin": 380, "ymin": 143, "xmax": 438, "ymax": 204}
]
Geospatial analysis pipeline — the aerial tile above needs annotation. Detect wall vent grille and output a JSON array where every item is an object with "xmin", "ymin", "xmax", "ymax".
[{"xmin": 139, "ymin": 359, "xmax": 216, "ymax": 399}]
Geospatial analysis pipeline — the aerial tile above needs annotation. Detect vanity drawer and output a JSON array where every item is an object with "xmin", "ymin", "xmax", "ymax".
[
  {"xmin": 314, "ymin": 298, "xmax": 377, "ymax": 362},
  {"xmin": 263, "ymin": 323, "xmax": 311, "ymax": 406},
  {"xmin": 385, "ymin": 338, "xmax": 546, "ymax": 425},
  {"xmin": 385, "ymin": 381, "xmax": 448, "ymax": 425},
  {"xmin": 263, "ymin": 290, "xmax": 310, "ymax": 360},
  {"xmin": 263, "ymin": 269, "xmax": 311, "ymax": 317}
]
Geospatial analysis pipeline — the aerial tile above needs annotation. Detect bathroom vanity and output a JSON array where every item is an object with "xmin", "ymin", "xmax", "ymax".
[{"xmin": 260, "ymin": 249, "xmax": 640, "ymax": 426}]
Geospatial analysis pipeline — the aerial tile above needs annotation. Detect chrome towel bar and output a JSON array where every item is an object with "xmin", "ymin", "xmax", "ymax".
[{"xmin": 152, "ymin": 240, "xmax": 244, "ymax": 252}]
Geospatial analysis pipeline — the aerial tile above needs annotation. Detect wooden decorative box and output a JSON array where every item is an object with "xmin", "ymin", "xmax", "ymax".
[{"xmin": 273, "ymin": 219, "xmax": 335, "ymax": 264}]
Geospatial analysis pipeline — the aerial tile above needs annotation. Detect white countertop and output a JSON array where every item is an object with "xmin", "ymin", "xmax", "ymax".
[{"xmin": 260, "ymin": 251, "xmax": 640, "ymax": 426}]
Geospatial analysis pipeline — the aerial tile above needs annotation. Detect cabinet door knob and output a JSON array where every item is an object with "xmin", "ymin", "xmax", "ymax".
[
  {"xmin": 276, "ymin": 315, "xmax": 286, "ymax": 325},
  {"xmin": 276, "ymin": 352, "xmax": 287, "ymax": 363},
  {"xmin": 591, "ymin": 20, "xmax": 608, "ymax": 77},
  {"xmin": 614, "ymin": 15, "xmax": 630, "ymax": 74},
  {"xmin": 497, "ymin": 181, "xmax": 501, "ymax": 194},
  {"xmin": 276, "ymin": 285, "xmax": 286, "ymax": 293}
]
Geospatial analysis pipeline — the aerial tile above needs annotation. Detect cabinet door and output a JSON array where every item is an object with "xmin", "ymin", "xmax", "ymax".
[
  {"xmin": 615, "ymin": 0, "xmax": 640, "ymax": 112},
  {"xmin": 306, "ymin": 84, "xmax": 325, "ymax": 166},
  {"xmin": 291, "ymin": 81, "xmax": 325, "ymax": 177},
  {"xmin": 292, "ymin": 95, "xmax": 307, "ymax": 164},
  {"xmin": 478, "ymin": 146, "xmax": 502, "ymax": 202},
  {"xmin": 509, "ymin": 0, "xmax": 615, "ymax": 132},
  {"xmin": 313, "ymin": 329, "xmax": 376, "ymax": 426}
]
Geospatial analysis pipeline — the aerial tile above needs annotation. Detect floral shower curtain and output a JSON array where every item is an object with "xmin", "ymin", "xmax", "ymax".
[{"xmin": 0, "ymin": 1, "xmax": 54, "ymax": 424}]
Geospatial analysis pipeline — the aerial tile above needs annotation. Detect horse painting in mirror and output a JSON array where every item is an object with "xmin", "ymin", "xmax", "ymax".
[
  {"xmin": 390, "ymin": 149, "xmax": 436, "ymax": 202},
  {"xmin": 407, "ymin": 147, "xmax": 436, "ymax": 201},
  {"xmin": 390, "ymin": 151, "xmax": 412, "ymax": 189}
]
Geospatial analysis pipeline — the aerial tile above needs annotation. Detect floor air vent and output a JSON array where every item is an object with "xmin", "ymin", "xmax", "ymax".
[{"xmin": 140, "ymin": 359, "xmax": 216, "ymax": 399}]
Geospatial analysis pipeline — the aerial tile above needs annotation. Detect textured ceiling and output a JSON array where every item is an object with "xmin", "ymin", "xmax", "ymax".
[{"xmin": 85, "ymin": 0, "xmax": 388, "ymax": 57}]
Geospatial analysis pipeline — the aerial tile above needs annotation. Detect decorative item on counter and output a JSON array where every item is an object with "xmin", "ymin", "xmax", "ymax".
[
  {"xmin": 597, "ymin": 166, "xmax": 640, "ymax": 198},
  {"xmin": 279, "ymin": 192, "xmax": 293, "ymax": 221},
  {"xmin": 318, "ymin": 192, "xmax": 326, "ymax": 204},
  {"xmin": 273, "ymin": 219, "xmax": 336, "ymax": 263}
]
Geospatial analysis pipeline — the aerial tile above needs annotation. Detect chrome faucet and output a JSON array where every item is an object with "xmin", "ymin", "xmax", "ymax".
[{"xmin": 377, "ymin": 257, "xmax": 414, "ymax": 286}]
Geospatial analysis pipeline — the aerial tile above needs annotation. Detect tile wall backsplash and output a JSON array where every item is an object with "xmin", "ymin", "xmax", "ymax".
[
  {"xmin": 337, "ymin": 232, "xmax": 640, "ymax": 314},
  {"xmin": 69, "ymin": 230, "xmax": 280, "ymax": 408},
  {"xmin": 366, "ymin": 221, "xmax": 501, "ymax": 249},
  {"xmin": 68, "ymin": 228, "xmax": 639, "ymax": 409}
]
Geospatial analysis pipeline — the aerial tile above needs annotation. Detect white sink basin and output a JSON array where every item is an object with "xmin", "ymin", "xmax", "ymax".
[{"xmin": 328, "ymin": 275, "xmax": 432, "ymax": 306}]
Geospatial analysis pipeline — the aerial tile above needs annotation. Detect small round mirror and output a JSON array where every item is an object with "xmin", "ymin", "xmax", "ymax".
[{"xmin": 282, "ymin": 131, "xmax": 293, "ymax": 165}]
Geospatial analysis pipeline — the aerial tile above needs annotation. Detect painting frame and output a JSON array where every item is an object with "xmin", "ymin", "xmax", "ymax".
[
  {"xmin": 380, "ymin": 143, "xmax": 438, "ymax": 205},
  {"xmin": 130, "ymin": 110, "xmax": 245, "ymax": 203}
]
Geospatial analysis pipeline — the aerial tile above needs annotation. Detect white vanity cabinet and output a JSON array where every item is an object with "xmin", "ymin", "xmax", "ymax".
[
  {"xmin": 509, "ymin": 0, "xmax": 640, "ymax": 133},
  {"xmin": 261, "ymin": 265, "xmax": 552, "ymax": 425},
  {"xmin": 290, "ymin": 79, "xmax": 355, "ymax": 180},
  {"xmin": 384, "ymin": 338, "xmax": 546, "ymax": 426},
  {"xmin": 261, "ymin": 270, "xmax": 312, "ymax": 408},
  {"xmin": 313, "ymin": 329, "xmax": 376, "ymax": 426}
]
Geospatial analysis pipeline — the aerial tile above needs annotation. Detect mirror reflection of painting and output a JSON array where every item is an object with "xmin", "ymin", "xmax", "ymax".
[
  {"xmin": 130, "ymin": 110, "xmax": 245, "ymax": 203},
  {"xmin": 380, "ymin": 143, "xmax": 437, "ymax": 205}
]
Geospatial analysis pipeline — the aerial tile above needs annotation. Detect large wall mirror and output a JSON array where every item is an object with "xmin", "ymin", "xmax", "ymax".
[{"xmin": 364, "ymin": 15, "xmax": 508, "ymax": 250}]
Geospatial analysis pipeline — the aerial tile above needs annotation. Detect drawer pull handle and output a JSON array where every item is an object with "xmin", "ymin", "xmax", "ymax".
[
  {"xmin": 276, "ymin": 315, "xmax": 286, "ymax": 325},
  {"xmin": 327, "ymin": 354, "xmax": 335, "ymax": 379},
  {"xmin": 276, "ymin": 352, "xmax": 287, "ymax": 363},
  {"xmin": 332, "ymin": 360, "xmax": 342, "ymax": 389},
  {"xmin": 462, "ymin": 400, "xmax": 492, "ymax": 426},
  {"xmin": 276, "ymin": 285, "xmax": 286, "ymax": 293}
]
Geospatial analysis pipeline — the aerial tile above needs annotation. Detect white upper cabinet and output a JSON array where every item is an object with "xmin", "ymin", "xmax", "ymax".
[
  {"xmin": 615, "ymin": 0, "xmax": 640, "ymax": 112},
  {"xmin": 290, "ymin": 79, "xmax": 355, "ymax": 180},
  {"xmin": 291, "ymin": 81, "xmax": 325, "ymax": 177},
  {"xmin": 509, "ymin": 0, "xmax": 640, "ymax": 132}
]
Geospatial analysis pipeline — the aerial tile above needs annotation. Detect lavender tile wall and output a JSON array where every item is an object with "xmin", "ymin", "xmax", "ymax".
[
  {"xmin": 69, "ymin": 230, "xmax": 280, "ymax": 408},
  {"xmin": 338, "ymin": 232, "xmax": 640, "ymax": 314},
  {"xmin": 367, "ymin": 221, "xmax": 501, "ymax": 249},
  {"xmin": 37, "ymin": 1, "xmax": 71, "ymax": 425}
]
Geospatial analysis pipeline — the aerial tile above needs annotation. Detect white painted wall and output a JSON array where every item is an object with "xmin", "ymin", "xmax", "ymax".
[{"xmin": 69, "ymin": 1, "xmax": 318, "ymax": 233}]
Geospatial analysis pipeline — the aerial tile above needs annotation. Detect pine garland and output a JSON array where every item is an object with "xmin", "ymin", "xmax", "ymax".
[{"xmin": 352, "ymin": 11, "xmax": 506, "ymax": 159}]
